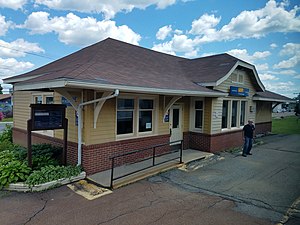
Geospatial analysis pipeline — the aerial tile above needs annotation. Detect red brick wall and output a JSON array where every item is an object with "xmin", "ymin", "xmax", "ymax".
[
  {"xmin": 255, "ymin": 122, "xmax": 272, "ymax": 135},
  {"xmin": 13, "ymin": 128, "xmax": 171, "ymax": 175},
  {"xmin": 82, "ymin": 134, "xmax": 170, "ymax": 175},
  {"xmin": 185, "ymin": 130, "xmax": 244, "ymax": 153}
]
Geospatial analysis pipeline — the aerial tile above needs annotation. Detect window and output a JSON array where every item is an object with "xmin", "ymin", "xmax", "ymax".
[
  {"xmin": 222, "ymin": 99, "xmax": 248, "ymax": 129},
  {"xmin": 240, "ymin": 101, "xmax": 246, "ymax": 126},
  {"xmin": 32, "ymin": 93, "xmax": 54, "ymax": 104},
  {"xmin": 139, "ymin": 99, "xmax": 153, "ymax": 132},
  {"xmin": 231, "ymin": 100, "xmax": 238, "ymax": 127},
  {"xmin": 222, "ymin": 100, "xmax": 229, "ymax": 129},
  {"xmin": 117, "ymin": 97, "xmax": 155, "ymax": 137},
  {"xmin": 195, "ymin": 100, "xmax": 203, "ymax": 129},
  {"xmin": 117, "ymin": 99, "xmax": 134, "ymax": 135},
  {"xmin": 231, "ymin": 71, "xmax": 244, "ymax": 84}
]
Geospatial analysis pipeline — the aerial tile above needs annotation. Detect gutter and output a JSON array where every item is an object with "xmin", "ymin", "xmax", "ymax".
[{"xmin": 76, "ymin": 89, "xmax": 119, "ymax": 165}]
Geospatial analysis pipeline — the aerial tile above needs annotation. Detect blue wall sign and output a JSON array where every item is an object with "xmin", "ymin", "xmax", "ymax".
[{"xmin": 229, "ymin": 86, "xmax": 249, "ymax": 97}]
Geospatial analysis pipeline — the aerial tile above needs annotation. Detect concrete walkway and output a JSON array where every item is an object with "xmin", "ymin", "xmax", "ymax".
[{"xmin": 88, "ymin": 149, "xmax": 213, "ymax": 188}]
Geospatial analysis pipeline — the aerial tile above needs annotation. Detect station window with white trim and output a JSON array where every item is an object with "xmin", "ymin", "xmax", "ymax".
[
  {"xmin": 222, "ymin": 99, "xmax": 247, "ymax": 129},
  {"xmin": 190, "ymin": 99, "xmax": 204, "ymax": 131},
  {"xmin": 117, "ymin": 96, "xmax": 156, "ymax": 137}
]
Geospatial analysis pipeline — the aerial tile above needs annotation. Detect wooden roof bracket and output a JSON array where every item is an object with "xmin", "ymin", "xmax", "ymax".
[
  {"xmin": 93, "ymin": 91, "xmax": 113, "ymax": 128},
  {"xmin": 55, "ymin": 88, "xmax": 79, "ymax": 110},
  {"xmin": 163, "ymin": 96, "xmax": 182, "ymax": 122}
]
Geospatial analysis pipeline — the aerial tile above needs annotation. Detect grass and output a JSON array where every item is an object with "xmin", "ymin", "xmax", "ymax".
[
  {"xmin": 0, "ymin": 117, "xmax": 13, "ymax": 122},
  {"xmin": 272, "ymin": 116, "xmax": 300, "ymax": 134}
]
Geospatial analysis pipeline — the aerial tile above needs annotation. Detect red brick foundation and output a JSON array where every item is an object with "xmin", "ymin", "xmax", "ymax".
[
  {"xmin": 12, "ymin": 128, "xmax": 171, "ymax": 175},
  {"xmin": 255, "ymin": 122, "xmax": 272, "ymax": 135},
  {"xmin": 184, "ymin": 130, "xmax": 244, "ymax": 153}
]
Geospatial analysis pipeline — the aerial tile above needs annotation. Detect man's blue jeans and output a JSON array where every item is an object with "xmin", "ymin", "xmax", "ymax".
[{"xmin": 243, "ymin": 137, "xmax": 253, "ymax": 155}]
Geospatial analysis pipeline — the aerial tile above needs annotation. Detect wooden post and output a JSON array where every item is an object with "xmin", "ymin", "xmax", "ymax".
[
  {"xmin": 27, "ymin": 119, "xmax": 32, "ymax": 168},
  {"xmin": 63, "ymin": 118, "xmax": 68, "ymax": 165}
]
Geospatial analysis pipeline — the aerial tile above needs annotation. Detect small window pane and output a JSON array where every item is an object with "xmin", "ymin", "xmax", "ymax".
[
  {"xmin": 139, "ymin": 111, "xmax": 152, "ymax": 132},
  {"xmin": 35, "ymin": 96, "xmax": 42, "ymax": 104},
  {"xmin": 117, "ymin": 111, "xmax": 133, "ymax": 134},
  {"xmin": 222, "ymin": 100, "xmax": 228, "ymax": 128},
  {"xmin": 139, "ymin": 99, "xmax": 153, "ymax": 109},
  {"xmin": 172, "ymin": 108, "xmax": 179, "ymax": 129},
  {"xmin": 240, "ymin": 101, "xmax": 246, "ymax": 126},
  {"xmin": 195, "ymin": 101, "xmax": 203, "ymax": 109},
  {"xmin": 46, "ymin": 96, "xmax": 54, "ymax": 104},
  {"xmin": 195, "ymin": 110, "xmax": 203, "ymax": 128},
  {"xmin": 117, "ymin": 99, "xmax": 134, "ymax": 109},
  {"xmin": 231, "ymin": 100, "xmax": 238, "ymax": 127},
  {"xmin": 238, "ymin": 74, "xmax": 244, "ymax": 83}
]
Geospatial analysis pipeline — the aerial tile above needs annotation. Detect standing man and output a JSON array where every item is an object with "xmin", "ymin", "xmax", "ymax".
[{"xmin": 242, "ymin": 120, "xmax": 255, "ymax": 157}]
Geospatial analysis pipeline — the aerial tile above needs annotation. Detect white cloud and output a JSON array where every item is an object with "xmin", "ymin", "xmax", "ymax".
[
  {"xmin": 34, "ymin": 0, "xmax": 179, "ymax": 19},
  {"xmin": 226, "ymin": 49, "xmax": 270, "ymax": 64},
  {"xmin": 259, "ymin": 73, "xmax": 279, "ymax": 81},
  {"xmin": 189, "ymin": 14, "xmax": 221, "ymax": 35},
  {"xmin": 0, "ymin": 15, "xmax": 13, "ymax": 36},
  {"xmin": 0, "ymin": 57, "xmax": 34, "ymax": 79},
  {"xmin": 270, "ymin": 43, "xmax": 278, "ymax": 49},
  {"xmin": 156, "ymin": 25, "xmax": 172, "ymax": 40},
  {"xmin": 0, "ymin": 0, "xmax": 26, "ymax": 10},
  {"xmin": 152, "ymin": 34, "xmax": 197, "ymax": 57},
  {"xmin": 264, "ymin": 81, "xmax": 297, "ymax": 97},
  {"xmin": 277, "ymin": 69, "xmax": 297, "ymax": 76},
  {"xmin": 273, "ymin": 55, "xmax": 299, "ymax": 69},
  {"xmin": 22, "ymin": 12, "xmax": 141, "ymax": 46},
  {"xmin": 256, "ymin": 63, "xmax": 269, "ymax": 71},
  {"xmin": 0, "ymin": 39, "xmax": 44, "ymax": 58},
  {"xmin": 279, "ymin": 43, "xmax": 300, "ymax": 56}
]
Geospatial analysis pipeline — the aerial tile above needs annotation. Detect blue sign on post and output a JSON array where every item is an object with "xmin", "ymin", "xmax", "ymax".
[{"xmin": 229, "ymin": 86, "xmax": 249, "ymax": 97}]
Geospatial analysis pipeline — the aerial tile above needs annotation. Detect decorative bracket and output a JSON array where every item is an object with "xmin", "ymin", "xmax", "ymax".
[
  {"xmin": 94, "ymin": 92, "xmax": 113, "ymax": 128},
  {"xmin": 163, "ymin": 96, "xmax": 182, "ymax": 122}
]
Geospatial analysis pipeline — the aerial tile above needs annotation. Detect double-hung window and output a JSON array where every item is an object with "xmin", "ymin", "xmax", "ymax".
[
  {"xmin": 117, "ymin": 97, "xmax": 155, "ymax": 137},
  {"xmin": 195, "ymin": 100, "xmax": 203, "ymax": 129},
  {"xmin": 117, "ymin": 99, "xmax": 134, "ymax": 135},
  {"xmin": 139, "ymin": 99, "xmax": 153, "ymax": 133}
]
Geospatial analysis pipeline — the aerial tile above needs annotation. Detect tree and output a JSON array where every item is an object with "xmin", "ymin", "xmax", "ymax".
[
  {"xmin": 0, "ymin": 84, "xmax": 3, "ymax": 94},
  {"xmin": 294, "ymin": 93, "xmax": 300, "ymax": 115}
]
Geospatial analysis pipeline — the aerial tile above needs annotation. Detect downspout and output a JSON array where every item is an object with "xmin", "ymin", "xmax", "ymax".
[{"xmin": 77, "ymin": 89, "xmax": 119, "ymax": 165}]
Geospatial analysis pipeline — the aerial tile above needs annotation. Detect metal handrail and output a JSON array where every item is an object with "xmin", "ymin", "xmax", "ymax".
[{"xmin": 110, "ymin": 140, "xmax": 183, "ymax": 188}]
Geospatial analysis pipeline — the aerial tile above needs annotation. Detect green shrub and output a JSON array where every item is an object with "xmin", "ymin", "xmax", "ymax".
[
  {"xmin": 0, "ymin": 124, "xmax": 12, "ymax": 143},
  {"xmin": 0, "ymin": 140, "xmax": 14, "ymax": 152},
  {"xmin": 0, "ymin": 151, "xmax": 31, "ymax": 188},
  {"xmin": 26, "ymin": 165, "xmax": 82, "ymax": 187}
]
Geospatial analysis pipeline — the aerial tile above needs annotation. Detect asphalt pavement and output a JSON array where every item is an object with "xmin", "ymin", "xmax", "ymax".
[{"xmin": 0, "ymin": 134, "xmax": 299, "ymax": 225}]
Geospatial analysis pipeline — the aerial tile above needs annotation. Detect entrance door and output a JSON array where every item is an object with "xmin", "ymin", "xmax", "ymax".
[{"xmin": 169, "ymin": 105, "xmax": 183, "ymax": 143}]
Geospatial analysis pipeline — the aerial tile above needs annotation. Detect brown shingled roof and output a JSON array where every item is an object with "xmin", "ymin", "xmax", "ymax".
[
  {"xmin": 254, "ymin": 91, "xmax": 293, "ymax": 102},
  {"xmin": 3, "ymin": 38, "xmax": 261, "ymax": 94}
]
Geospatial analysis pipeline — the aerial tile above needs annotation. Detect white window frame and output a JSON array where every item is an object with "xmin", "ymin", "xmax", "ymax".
[
  {"xmin": 231, "ymin": 70, "xmax": 245, "ymax": 84},
  {"xmin": 31, "ymin": 92, "xmax": 54, "ymax": 137},
  {"xmin": 116, "ymin": 94, "xmax": 158, "ymax": 140},
  {"xmin": 190, "ymin": 97, "xmax": 204, "ymax": 132},
  {"xmin": 221, "ymin": 99, "xmax": 248, "ymax": 131}
]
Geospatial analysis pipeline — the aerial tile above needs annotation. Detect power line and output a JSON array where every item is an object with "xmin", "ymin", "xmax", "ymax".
[{"xmin": 0, "ymin": 44, "xmax": 55, "ymax": 60}]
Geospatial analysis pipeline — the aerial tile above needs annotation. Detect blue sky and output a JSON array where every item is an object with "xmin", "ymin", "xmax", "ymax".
[{"xmin": 0, "ymin": 0, "xmax": 299, "ymax": 98}]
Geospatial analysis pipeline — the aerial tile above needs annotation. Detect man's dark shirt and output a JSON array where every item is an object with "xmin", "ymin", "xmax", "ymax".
[{"xmin": 243, "ymin": 124, "xmax": 255, "ymax": 138}]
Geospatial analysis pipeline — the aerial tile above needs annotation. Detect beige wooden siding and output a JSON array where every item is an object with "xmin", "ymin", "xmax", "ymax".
[
  {"xmin": 158, "ymin": 96, "xmax": 169, "ymax": 134},
  {"xmin": 203, "ymin": 98, "xmax": 212, "ymax": 134},
  {"xmin": 211, "ymin": 97, "xmax": 223, "ymax": 134},
  {"xmin": 83, "ymin": 98, "xmax": 116, "ymax": 145},
  {"xmin": 177, "ymin": 97, "xmax": 190, "ymax": 132},
  {"xmin": 13, "ymin": 91, "xmax": 32, "ymax": 130},
  {"xmin": 256, "ymin": 101, "xmax": 272, "ymax": 123}
]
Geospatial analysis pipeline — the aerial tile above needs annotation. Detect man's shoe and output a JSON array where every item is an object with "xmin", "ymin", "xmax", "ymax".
[
  {"xmin": 247, "ymin": 153, "xmax": 252, "ymax": 155},
  {"xmin": 242, "ymin": 154, "xmax": 247, "ymax": 157}
]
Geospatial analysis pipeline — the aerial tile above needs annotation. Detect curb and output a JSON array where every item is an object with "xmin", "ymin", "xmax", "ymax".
[{"xmin": 4, "ymin": 171, "xmax": 86, "ymax": 192}]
